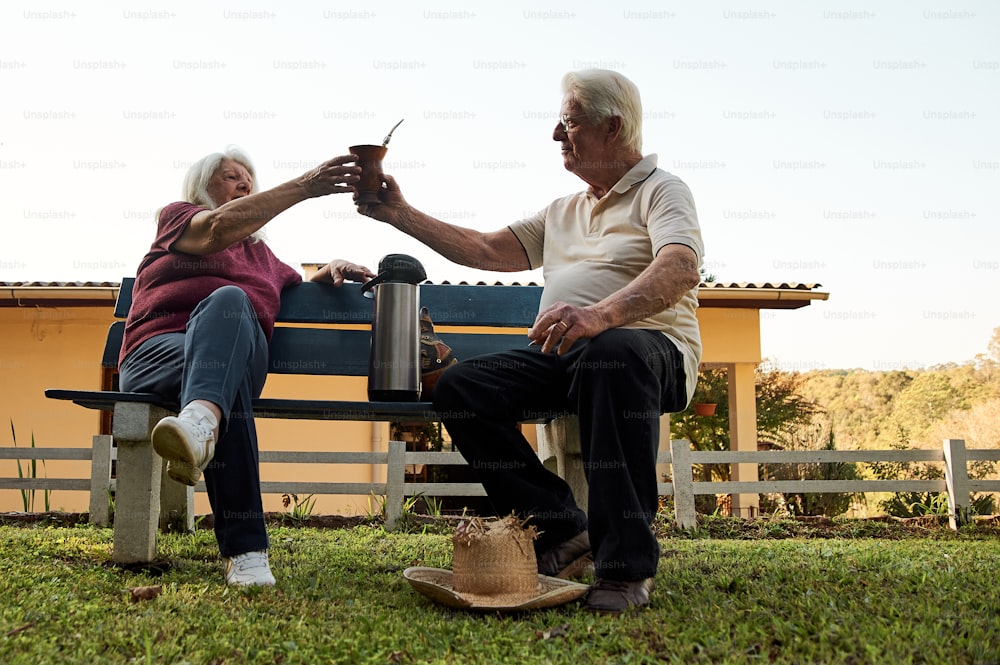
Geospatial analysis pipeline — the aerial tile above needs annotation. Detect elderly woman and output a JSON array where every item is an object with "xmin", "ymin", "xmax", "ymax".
[{"xmin": 118, "ymin": 147, "xmax": 374, "ymax": 586}]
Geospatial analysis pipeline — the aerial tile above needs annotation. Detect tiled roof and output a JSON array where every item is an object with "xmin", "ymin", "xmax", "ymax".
[
  {"xmin": 431, "ymin": 280, "xmax": 542, "ymax": 287},
  {"xmin": 1, "ymin": 280, "xmax": 828, "ymax": 310},
  {"xmin": 0, "ymin": 281, "xmax": 121, "ymax": 288},
  {"xmin": 699, "ymin": 281, "xmax": 822, "ymax": 290},
  {"xmin": 1, "ymin": 280, "xmax": 823, "ymax": 290}
]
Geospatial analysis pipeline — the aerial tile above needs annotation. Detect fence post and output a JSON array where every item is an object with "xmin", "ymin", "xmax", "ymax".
[
  {"xmin": 385, "ymin": 439, "xmax": 406, "ymax": 531},
  {"xmin": 943, "ymin": 438, "xmax": 970, "ymax": 530},
  {"xmin": 89, "ymin": 435, "xmax": 113, "ymax": 526},
  {"xmin": 670, "ymin": 439, "xmax": 697, "ymax": 529}
]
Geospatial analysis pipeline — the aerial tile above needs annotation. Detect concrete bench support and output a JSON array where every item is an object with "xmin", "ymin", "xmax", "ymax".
[
  {"xmin": 537, "ymin": 413, "xmax": 673, "ymax": 516},
  {"xmin": 159, "ymin": 469, "xmax": 195, "ymax": 533},
  {"xmin": 111, "ymin": 402, "xmax": 173, "ymax": 564},
  {"xmin": 537, "ymin": 416, "xmax": 588, "ymax": 511}
]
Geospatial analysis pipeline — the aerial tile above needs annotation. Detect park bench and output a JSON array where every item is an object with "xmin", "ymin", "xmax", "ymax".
[{"xmin": 46, "ymin": 276, "xmax": 593, "ymax": 563}]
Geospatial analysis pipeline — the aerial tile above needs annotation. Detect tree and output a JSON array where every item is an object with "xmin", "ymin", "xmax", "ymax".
[
  {"xmin": 670, "ymin": 365, "xmax": 820, "ymax": 484},
  {"xmin": 756, "ymin": 365, "xmax": 820, "ymax": 446},
  {"xmin": 795, "ymin": 369, "xmax": 914, "ymax": 451},
  {"xmin": 976, "ymin": 326, "xmax": 1000, "ymax": 384}
]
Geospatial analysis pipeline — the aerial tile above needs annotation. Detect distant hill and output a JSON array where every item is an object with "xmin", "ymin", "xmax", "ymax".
[{"xmin": 792, "ymin": 350, "xmax": 1000, "ymax": 452}]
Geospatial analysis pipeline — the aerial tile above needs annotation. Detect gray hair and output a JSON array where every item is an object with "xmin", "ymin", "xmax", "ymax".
[
  {"xmin": 180, "ymin": 146, "xmax": 265, "ymax": 241},
  {"xmin": 561, "ymin": 69, "xmax": 643, "ymax": 153}
]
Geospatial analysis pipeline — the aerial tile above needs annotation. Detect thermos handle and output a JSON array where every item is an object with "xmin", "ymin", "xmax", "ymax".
[{"xmin": 361, "ymin": 272, "xmax": 387, "ymax": 299}]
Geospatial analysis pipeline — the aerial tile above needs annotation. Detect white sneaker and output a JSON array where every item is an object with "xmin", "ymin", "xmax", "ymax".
[
  {"xmin": 224, "ymin": 550, "xmax": 276, "ymax": 587},
  {"xmin": 151, "ymin": 409, "xmax": 216, "ymax": 487}
]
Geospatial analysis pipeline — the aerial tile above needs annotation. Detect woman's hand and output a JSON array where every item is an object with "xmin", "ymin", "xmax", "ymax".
[
  {"xmin": 309, "ymin": 260, "xmax": 376, "ymax": 286},
  {"xmin": 298, "ymin": 155, "xmax": 362, "ymax": 198}
]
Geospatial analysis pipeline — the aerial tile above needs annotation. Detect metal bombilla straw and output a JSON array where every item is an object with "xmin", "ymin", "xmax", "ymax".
[{"xmin": 383, "ymin": 119, "xmax": 404, "ymax": 147}]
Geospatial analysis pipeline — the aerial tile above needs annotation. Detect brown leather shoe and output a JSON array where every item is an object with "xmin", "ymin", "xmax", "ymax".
[
  {"xmin": 537, "ymin": 531, "xmax": 594, "ymax": 579},
  {"xmin": 584, "ymin": 577, "xmax": 655, "ymax": 614}
]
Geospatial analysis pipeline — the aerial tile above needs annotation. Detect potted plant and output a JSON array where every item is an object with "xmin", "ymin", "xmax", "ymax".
[
  {"xmin": 693, "ymin": 402, "xmax": 717, "ymax": 417},
  {"xmin": 689, "ymin": 366, "xmax": 725, "ymax": 417}
]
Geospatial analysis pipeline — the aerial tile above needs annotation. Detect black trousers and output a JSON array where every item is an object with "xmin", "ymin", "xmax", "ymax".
[
  {"xmin": 119, "ymin": 285, "xmax": 270, "ymax": 558},
  {"xmin": 433, "ymin": 328, "xmax": 687, "ymax": 581}
]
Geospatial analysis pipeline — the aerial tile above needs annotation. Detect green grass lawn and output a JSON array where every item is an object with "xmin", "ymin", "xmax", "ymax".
[{"xmin": 2, "ymin": 514, "xmax": 999, "ymax": 664}]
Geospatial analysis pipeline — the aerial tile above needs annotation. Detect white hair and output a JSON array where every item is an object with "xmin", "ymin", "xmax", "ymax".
[
  {"xmin": 561, "ymin": 69, "xmax": 643, "ymax": 153},
  {"xmin": 181, "ymin": 146, "xmax": 265, "ymax": 241}
]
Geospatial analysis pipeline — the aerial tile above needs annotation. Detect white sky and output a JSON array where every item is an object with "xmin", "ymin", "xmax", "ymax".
[{"xmin": 1, "ymin": 0, "xmax": 997, "ymax": 372}]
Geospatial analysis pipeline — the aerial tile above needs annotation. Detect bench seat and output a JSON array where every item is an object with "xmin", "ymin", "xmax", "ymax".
[{"xmin": 45, "ymin": 391, "xmax": 554, "ymax": 424}]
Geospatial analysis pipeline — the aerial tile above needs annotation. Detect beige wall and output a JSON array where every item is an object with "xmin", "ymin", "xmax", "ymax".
[
  {"xmin": 697, "ymin": 307, "xmax": 761, "ymax": 365},
  {"xmin": 1, "ymin": 306, "xmax": 111, "ymax": 511},
  {"xmin": 1, "ymin": 301, "xmax": 751, "ymax": 514}
]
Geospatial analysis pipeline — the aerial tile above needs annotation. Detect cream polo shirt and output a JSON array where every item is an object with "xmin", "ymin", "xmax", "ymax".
[{"xmin": 509, "ymin": 154, "xmax": 704, "ymax": 403}]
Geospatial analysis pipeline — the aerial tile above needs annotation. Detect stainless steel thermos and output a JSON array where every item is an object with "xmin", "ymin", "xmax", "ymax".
[{"xmin": 362, "ymin": 254, "xmax": 427, "ymax": 401}]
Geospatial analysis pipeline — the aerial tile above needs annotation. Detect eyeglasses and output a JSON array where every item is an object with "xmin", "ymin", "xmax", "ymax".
[{"xmin": 559, "ymin": 114, "xmax": 588, "ymax": 132}]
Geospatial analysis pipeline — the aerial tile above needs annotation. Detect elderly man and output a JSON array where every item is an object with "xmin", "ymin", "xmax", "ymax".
[{"xmin": 357, "ymin": 69, "xmax": 703, "ymax": 613}]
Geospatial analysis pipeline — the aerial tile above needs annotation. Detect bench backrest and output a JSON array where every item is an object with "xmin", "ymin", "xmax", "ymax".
[{"xmin": 107, "ymin": 277, "xmax": 544, "ymax": 377}]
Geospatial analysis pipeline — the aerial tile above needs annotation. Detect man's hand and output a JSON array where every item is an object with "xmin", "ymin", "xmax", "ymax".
[
  {"xmin": 528, "ymin": 302, "xmax": 609, "ymax": 355},
  {"xmin": 355, "ymin": 174, "xmax": 409, "ymax": 224}
]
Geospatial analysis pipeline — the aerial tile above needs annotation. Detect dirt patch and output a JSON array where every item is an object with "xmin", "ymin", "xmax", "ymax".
[
  {"xmin": 4, "ymin": 511, "xmax": 1000, "ymax": 539},
  {"xmin": 657, "ymin": 513, "xmax": 1000, "ymax": 540},
  {"xmin": 0, "ymin": 511, "xmax": 89, "ymax": 527},
  {"xmin": 0, "ymin": 511, "xmax": 456, "ymax": 532}
]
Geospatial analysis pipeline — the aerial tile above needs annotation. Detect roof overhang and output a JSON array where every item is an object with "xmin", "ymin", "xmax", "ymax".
[
  {"xmin": 0, "ymin": 285, "xmax": 120, "ymax": 308},
  {"xmin": 0, "ymin": 281, "xmax": 829, "ymax": 311},
  {"xmin": 697, "ymin": 284, "xmax": 829, "ymax": 310}
]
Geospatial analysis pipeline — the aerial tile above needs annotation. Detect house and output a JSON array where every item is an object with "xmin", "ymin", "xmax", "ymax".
[{"xmin": 0, "ymin": 275, "xmax": 827, "ymax": 516}]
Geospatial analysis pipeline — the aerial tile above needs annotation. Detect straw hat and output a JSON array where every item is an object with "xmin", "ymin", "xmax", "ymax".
[{"xmin": 403, "ymin": 515, "xmax": 589, "ymax": 611}]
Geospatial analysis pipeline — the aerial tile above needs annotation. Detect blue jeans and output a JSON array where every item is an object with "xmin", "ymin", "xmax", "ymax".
[
  {"xmin": 119, "ymin": 285, "xmax": 270, "ymax": 558},
  {"xmin": 433, "ymin": 328, "xmax": 686, "ymax": 581}
]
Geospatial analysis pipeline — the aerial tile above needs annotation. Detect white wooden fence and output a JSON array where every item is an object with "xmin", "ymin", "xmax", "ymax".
[
  {"xmin": 666, "ymin": 439, "xmax": 1000, "ymax": 530},
  {"xmin": 3, "ymin": 438, "xmax": 999, "ymax": 531}
]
